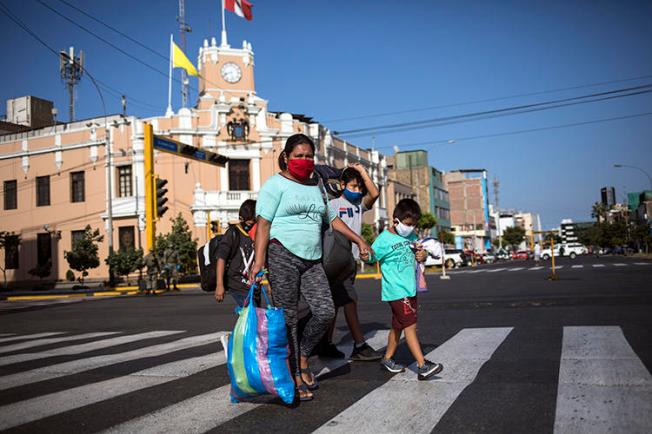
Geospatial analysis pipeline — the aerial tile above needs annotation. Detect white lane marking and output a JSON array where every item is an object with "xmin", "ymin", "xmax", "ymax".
[
  {"xmin": 571, "ymin": 265, "xmax": 584, "ymax": 269},
  {"xmin": 467, "ymin": 270, "xmax": 486, "ymax": 274},
  {"xmin": 0, "ymin": 330, "xmax": 183, "ymax": 368},
  {"xmin": 529, "ymin": 266, "xmax": 544, "ymax": 270},
  {"xmin": 315, "ymin": 328, "xmax": 513, "ymax": 434},
  {"xmin": 0, "ymin": 332, "xmax": 64, "ymax": 345},
  {"xmin": 593, "ymin": 264, "xmax": 605, "ymax": 268},
  {"xmin": 101, "ymin": 330, "xmax": 391, "ymax": 434},
  {"xmin": 0, "ymin": 332, "xmax": 224, "ymax": 390},
  {"xmin": 0, "ymin": 333, "xmax": 15, "ymax": 337},
  {"xmin": 487, "ymin": 268, "xmax": 506, "ymax": 273},
  {"xmin": 553, "ymin": 265, "xmax": 565, "ymax": 270},
  {"xmin": 554, "ymin": 326, "xmax": 652, "ymax": 433},
  {"xmin": 0, "ymin": 332, "xmax": 118, "ymax": 355},
  {"xmin": 634, "ymin": 262, "xmax": 650, "ymax": 266},
  {"xmin": 613, "ymin": 263, "xmax": 627, "ymax": 267},
  {"xmin": 0, "ymin": 351, "xmax": 226, "ymax": 430},
  {"xmin": 508, "ymin": 267, "xmax": 525, "ymax": 272}
]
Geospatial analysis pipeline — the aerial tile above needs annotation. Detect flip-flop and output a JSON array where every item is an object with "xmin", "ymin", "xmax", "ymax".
[
  {"xmin": 300, "ymin": 367, "xmax": 319, "ymax": 390},
  {"xmin": 296, "ymin": 383, "xmax": 314, "ymax": 402}
]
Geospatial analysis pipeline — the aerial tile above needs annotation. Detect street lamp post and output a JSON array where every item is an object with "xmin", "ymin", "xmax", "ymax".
[{"xmin": 614, "ymin": 164, "xmax": 652, "ymax": 191}]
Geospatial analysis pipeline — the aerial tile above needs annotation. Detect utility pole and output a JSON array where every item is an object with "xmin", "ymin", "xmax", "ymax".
[
  {"xmin": 493, "ymin": 177, "xmax": 502, "ymax": 250},
  {"xmin": 177, "ymin": 0, "xmax": 192, "ymax": 108},
  {"xmin": 59, "ymin": 47, "xmax": 84, "ymax": 122}
]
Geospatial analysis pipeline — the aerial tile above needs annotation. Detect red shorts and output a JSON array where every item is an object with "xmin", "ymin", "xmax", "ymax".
[{"xmin": 388, "ymin": 296, "xmax": 418, "ymax": 330}]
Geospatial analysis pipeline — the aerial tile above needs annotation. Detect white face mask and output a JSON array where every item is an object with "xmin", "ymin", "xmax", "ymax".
[{"xmin": 394, "ymin": 220, "xmax": 415, "ymax": 237}]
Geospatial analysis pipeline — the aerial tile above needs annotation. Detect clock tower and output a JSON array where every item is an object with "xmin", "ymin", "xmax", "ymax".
[{"xmin": 196, "ymin": 37, "xmax": 256, "ymax": 109}]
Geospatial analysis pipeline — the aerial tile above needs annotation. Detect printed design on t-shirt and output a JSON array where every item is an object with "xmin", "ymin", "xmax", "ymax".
[
  {"xmin": 338, "ymin": 206, "xmax": 360, "ymax": 219},
  {"xmin": 389, "ymin": 240, "xmax": 416, "ymax": 272},
  {"xmin": 285, "ymin": 194, "xmax": 328, "ymax": 223}
]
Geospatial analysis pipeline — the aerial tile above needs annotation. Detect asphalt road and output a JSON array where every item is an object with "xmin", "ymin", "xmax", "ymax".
[{"xmin": 0, "ymin": 255, "xmax": 650, "ymax": 433}]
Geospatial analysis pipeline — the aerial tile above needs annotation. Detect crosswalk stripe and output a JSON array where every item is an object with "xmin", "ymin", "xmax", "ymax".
[
  {"xmin": 0, "ymin": 332, "xmax": 223, "ymax": 390},
  {"xmin": 487, "ymin": 268, "xmax": 506, "ymax": 273},
  {"xmin": 0, "ymin": 330, "xmax": 183, "ymax": 368},
  {"xmin": 0, "ymin": 333, "xmax": 15, "ymax": 337},
  {"xmin": 593, "ymin": 264, "xmax": 605, "ymax": 268},
  {"xmin": 634, "ymin": 262, "xmax": 650, "ymax": 265},
  {"xmin": 0, "ymin": 332, "xmax": 64, "ymax": 344},
  {"xmin": 102, "ymin": 330, "xmax": 391, "ymax": 434},
  {"xmin": 314, "ymin": 327, "xmax": 513, "ymax": 434},
  {"xmin": 613, "ymin": 263, "xmax": 627, "ymax": 266},
  {"xmin": 0, "ymin": 351, "xmax": 226, "ymax": 430},
  {"xmin": 467, "ymin": 270, "xmax": 486, "ymax": 273},
  {"xmin": 553, "ymin": 265, "xmax": 564, "ymax": 270},
  {"xmin": 571, "ymin": 265, "xmax": 583, "ymax": 269},
  {"xmin": 508, "ymin": 267, "xmax": 524, "ymax": 272},
  {"xmin": 554, "ymin": 326, "xmax": 652, "ymax": 433},
  {"xmin": 0, "ymin": 332, "xmax": 118, "ymax": 355},
  {"xmin": 529, "ymin": 266, "xmax": 543, "ymax": 270}
]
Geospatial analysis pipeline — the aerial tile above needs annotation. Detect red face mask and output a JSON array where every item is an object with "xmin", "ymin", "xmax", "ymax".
[{"xmin": 287, "ymin": 158, "xmax": 314, "ymax": 181}]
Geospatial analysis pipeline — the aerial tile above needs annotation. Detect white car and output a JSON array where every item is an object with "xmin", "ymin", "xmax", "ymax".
[
  {"xmin": 425, "ymin": 249, "xmax": 466, "ymax": 269},
  {"xmin": 541, "ymin": 243, "xmax": 588, "ymax": 260}
]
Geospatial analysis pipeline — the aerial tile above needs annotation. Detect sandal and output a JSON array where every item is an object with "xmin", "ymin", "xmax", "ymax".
[
  {"xmin": 300, "ymin": 367, "xmax": 319, "ymax": 390},
  {"xmin": 296, "ymin": 382, "xmax": 314, "ymax": 402}
]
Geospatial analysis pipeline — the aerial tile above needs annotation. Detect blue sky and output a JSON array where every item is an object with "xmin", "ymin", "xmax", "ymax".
[{"xmin": 2, "ymin": 0, "xmax": 651, "ymax": 228}]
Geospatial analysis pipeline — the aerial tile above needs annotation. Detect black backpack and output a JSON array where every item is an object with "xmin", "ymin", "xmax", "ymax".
[{"xmin": 197, "ymin": 235, "xmax": 221, "ymax": 292}]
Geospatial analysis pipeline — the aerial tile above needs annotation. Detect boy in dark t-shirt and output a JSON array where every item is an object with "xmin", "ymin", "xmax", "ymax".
[{"xmin": 215, "ymin": 199, "xmax": 257, "ymax": 307}]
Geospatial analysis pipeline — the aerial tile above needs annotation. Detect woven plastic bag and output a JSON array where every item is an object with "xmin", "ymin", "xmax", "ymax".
[{"xmin": 227, "ymin": 280, "xmax": 295, "ymax": 404}]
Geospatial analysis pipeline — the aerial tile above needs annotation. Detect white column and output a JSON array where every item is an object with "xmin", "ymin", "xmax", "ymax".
[
  {"xmin": 220, "ymin": 164, "xmax": 228, "ymax": 191},
  {"xmin": 252, "ymin": 157, "xmax": 261, "ymax": 191}
]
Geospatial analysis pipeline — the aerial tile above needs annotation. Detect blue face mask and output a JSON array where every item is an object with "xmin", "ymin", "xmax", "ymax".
[{"xmin": 343, "ymin": 188, "xmax": 363, "ymax": 205}]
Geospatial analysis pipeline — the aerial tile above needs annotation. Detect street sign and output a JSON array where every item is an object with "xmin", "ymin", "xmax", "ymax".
[{"xmin": 152, "ymin": 135, "xmax": 229, "ymax": 167}]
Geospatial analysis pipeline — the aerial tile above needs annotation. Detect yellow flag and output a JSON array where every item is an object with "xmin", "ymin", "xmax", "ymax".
[{"xmin": 172, "ymin": 41, "xmax": 198, "ymax": 77}]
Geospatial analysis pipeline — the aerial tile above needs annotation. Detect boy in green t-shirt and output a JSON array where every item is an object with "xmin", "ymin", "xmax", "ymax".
[{"xmin": 368, "ymin": 199, "xmax": 444, "ymax": 380}]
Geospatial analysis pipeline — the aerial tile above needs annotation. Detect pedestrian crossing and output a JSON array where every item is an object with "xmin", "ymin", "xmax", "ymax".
[
  {"xmin": 0, "ymin": 327, "xmax": 649, "ymax": 433},
  {"xmin": 448, "ymin": 261, "xmax": 651, "ymax": 275}
]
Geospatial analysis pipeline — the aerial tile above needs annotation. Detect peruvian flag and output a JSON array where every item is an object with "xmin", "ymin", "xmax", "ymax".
[{"xmin": 225, "ymin": 0, "xmax": 253, "ymax": 21}]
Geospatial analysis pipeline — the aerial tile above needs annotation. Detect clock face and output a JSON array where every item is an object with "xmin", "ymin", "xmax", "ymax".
[{"xmin": 220, "ymin": 62, "xmax": 242, "ymax": 83}]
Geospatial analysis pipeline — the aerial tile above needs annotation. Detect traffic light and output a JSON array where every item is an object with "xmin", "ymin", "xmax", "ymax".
[{"xmin": 155, "ymin": 177, "xmax": 169, "ymax": 218}]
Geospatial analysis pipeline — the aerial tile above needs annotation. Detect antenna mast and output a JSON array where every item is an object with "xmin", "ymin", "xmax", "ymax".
[
  {"xmin": 177, "ymin": 0, "xmax": 192, "ymax": 108},
  {"xmin": 59, "ymin": 47, "xmax": 84, "ymax": 122}
]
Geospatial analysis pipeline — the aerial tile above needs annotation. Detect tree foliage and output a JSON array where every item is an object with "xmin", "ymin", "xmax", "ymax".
[
  {"xmin": 156, "ymin": 213, "xmax": 198, "ymax": 275},
  {"xmin": 503, "ymin": 226, "xmax": 526, "ymax": 250},
  {"xmin": 28, "ymin": 260, "xmax": 52, "ymax": 280},
  {"xmin": 105, "ymin": 248, "xmax": 144, "ymax": 285},
  {"xmin": 64, "ymin": 225, "xmax": 103, "ymax": 285},
  {"xmin": 438, "ymin": 230, "xmax": 455, "ymax": 245},
  {"xmin": 417, "ymin": 213, "xmax": 438, "ymax": 236},
  {"xmin": 591, "ymin": 202, "xmax": 608, "ymax": 223},
  {"xmin": 361, "ymin": 223, "xmax": 376, "ymax": 246}
]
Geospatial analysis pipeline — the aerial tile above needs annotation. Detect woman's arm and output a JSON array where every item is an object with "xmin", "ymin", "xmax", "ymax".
[
  {"xmin": 331, "ymin": 217, "xmax": 374, "ymax": 260},
  {"xmin": 249, "ymin": 216, "xmax": 271, "ymax": 283}
]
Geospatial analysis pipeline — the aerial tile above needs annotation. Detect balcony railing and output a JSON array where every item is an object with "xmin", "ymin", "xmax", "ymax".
[{"xmin": 203, "ymin": 190, "xmax": 258, "ymax": 209}]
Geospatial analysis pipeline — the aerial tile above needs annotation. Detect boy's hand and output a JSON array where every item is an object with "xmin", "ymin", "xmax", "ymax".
[
  {"xmin": 349, "ymin": 163, "xmax": 369, "ymax": 177},
  {"xmin": 357, "ymin": 239, "xmax": 374, "ymax": 261},
  {"xmin": 359, "ymin": 250, "xmax": 370, "ymax": 261},
  {"xmin": 415, "ymin": 248, "xmax": 427, "ymax": 263},
  {"xmin": 214, "ymin": 285, "xmax": 225, "ymax": 303}
]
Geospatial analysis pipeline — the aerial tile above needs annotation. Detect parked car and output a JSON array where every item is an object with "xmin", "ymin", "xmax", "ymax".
[
  {"xmin": 511, "ymin": 250, "xmax": 530, "ymax": 260},
  {"xmin": 425, "ymin": 249, "xmax": 467, "ymax": 269},
  {"xmin": 541, "ymin": 243, "xmax": 587, "ymax": 259},
  {"xmin": 482, "ymin": 252, "xmax": 496, "ymax": 264},
  {"xmin": 495, "ymin": 248, "xmax": 510, "ymax": 261}
]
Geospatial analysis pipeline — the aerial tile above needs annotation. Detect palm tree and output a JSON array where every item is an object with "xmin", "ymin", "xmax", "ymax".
[{"xmin": 591, "ymin": 202, "xmax": 607, "ymax": 223}]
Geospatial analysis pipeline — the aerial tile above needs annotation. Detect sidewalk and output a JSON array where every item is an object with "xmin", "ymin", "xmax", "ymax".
[{"xmin": 0, "ymin": 283, "xmax": 200, "ymax": 301}]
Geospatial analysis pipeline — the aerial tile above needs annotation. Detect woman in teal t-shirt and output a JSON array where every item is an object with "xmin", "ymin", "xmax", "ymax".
[{"xmin": 250, "ymin": 133, "xmax": 372, "ymax": 402}]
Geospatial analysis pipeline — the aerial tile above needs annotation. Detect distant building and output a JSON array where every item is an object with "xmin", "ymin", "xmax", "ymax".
[
  {"xmin": 387, "ymin": 150, "xmax": 451, "ymax": 233},
  {"xmin": 627, "ymin": 190, "xmax": 652, "ymax": 224},
  {"xmin": 601, "ymin": 186, "xmax": 616, "ymax": 208},
  {"xmin": 444, "ymin": 169, "xmax": 491, "ymax": 251},
  {"xmin": 560, "ymin": 219, "xmax": 578, "ymax": 244}
]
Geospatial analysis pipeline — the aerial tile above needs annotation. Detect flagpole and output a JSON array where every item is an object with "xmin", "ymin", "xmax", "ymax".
[
  {"xmin": 166, "ymin": 34, "xmax": 173, "ymax": 116},
  {"xmin": 221, "ymin": 0, "xmax": 228, "ymax": 47}
]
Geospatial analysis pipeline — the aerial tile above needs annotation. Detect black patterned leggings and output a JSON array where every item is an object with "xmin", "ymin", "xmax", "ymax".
[{"xmin": 267, "ymin": 242, "xmax": 335, "ymax": 377}]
